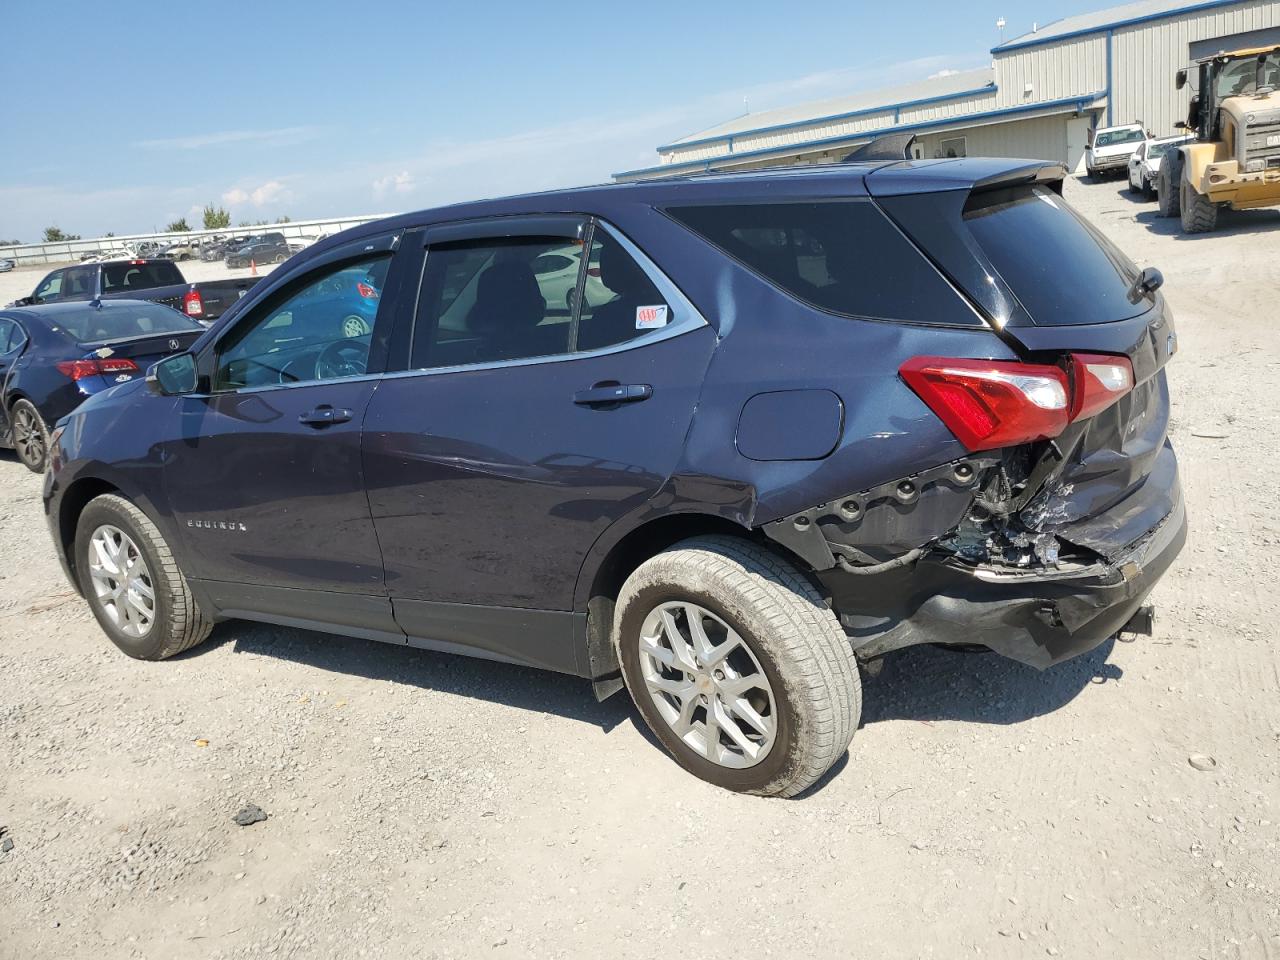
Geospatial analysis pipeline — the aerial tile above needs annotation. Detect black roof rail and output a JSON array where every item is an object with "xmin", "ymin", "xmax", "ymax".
[{"xmin": 842, "ymin": 133, "xmax": 917, "ymax": 163}]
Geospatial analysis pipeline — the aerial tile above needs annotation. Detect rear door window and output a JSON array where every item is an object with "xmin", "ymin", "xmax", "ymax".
[
  {"xmin": 666, "ymin": 200, "xmax": 975, "ymax": 325},
  {"xmin": 575, "ymin": 230, "xmax": 670, "ymax": 351},
  {"xmin": 963, "ymin": 186, "xmax": 1144, "ymax": 325},
  {"xmin": 411, "ymin": 236, "xmax": 579, "ymax": 369}
]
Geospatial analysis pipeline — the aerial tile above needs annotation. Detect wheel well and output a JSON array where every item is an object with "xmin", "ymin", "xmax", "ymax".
[
  {"xmin": 587, "ymin": 513, "xmax": 753, "ymax": 608},
  {"xmin": 58, "ymin": 478, "xmax": 121, "ymax": 580}
]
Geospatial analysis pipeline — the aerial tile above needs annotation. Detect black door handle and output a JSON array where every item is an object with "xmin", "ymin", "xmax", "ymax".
[
  {"xmin": 298, "ymin": 404, "xmax": 352, "ymax": 427},
  {"xmin": 573, "ymin": 383, "xmax": 652, "ymax": 406}
]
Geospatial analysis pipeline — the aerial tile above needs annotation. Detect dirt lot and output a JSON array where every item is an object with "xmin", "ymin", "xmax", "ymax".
[{"xmin": 2, "ymin": 180, "xmax": 1278, "ymax": 960}]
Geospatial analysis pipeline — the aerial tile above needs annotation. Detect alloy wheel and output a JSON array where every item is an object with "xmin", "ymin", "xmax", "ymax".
[
  {"xmin": 637, "ymin": 601, "xmax": 777, "ymax": 768},
  {"xmin": 87, "ymin": 525, "xmax": 156, "ymax": 639},
  {"xmin": 341, "ymin": 315, "xmax": 371, "ymax": 338},
  {"xmin": 12, "ymin": 405, "xmax": 45, "ymax": 469}
]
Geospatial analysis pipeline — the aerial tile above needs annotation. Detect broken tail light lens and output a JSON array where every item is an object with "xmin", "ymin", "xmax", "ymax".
[
  {"xmin": 55, "ymin": 357, "xmax": 140, "ymax": 381},
  {"xmin": 900, "ymin": 357, "xmax": 1070, "ymax": 452},
  {"xmin": 901, "ymin": 353, "xmax": 1135, "ymax": 452},
  {"xmin": 1069, "ymin": 353, "xmax": 1134, "ymax": 422},
  {"xmin": 183, "ymin": 287, "xmax": 204, "ymax": 316}
]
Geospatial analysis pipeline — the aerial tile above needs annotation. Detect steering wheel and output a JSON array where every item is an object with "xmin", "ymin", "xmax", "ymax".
[{"xmin": 315, "ymin": 339, "xmax": 368, "ymax": 380}]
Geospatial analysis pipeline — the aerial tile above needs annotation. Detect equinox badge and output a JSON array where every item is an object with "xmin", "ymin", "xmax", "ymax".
[{"xmin": 187, "ymin": 519, "xmax": 247, "ymax": 531}]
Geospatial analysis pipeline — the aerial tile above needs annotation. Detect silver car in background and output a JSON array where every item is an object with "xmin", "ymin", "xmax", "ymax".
[{"xmin": 1128, "ymin": 135, "xmax": 1193, "ymax": 196}]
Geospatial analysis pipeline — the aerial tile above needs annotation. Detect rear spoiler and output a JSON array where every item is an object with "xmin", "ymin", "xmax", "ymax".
[
  {"xmin": 973, "ymin": 162, "xmax": 1066, "ymax": 195},
  {"xmin": 866, "ymin": 157, "xmax": 1067, "ymax": 197}
]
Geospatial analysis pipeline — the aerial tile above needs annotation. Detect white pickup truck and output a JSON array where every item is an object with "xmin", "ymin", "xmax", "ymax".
[{"xmin": 1085, "ymin": 123, "xmax": 1149, "ymax": 179}]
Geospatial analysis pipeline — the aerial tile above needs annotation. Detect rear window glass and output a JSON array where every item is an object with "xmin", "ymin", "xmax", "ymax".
[
  {"xmin": 1094, "ymin": 128, "xmax": 1145, "ymax": 147},
  {"xmin": 667, "ymin": 200, "xmax": 975, "ymax": 325},
  {"xmin": 964, "ymin": 186, "xmax": 1144, "ymax": 326},
  {"xmin": 54, "ymin": 303, "xmax": 201, "ymax": 342},
  {"xmin": 100, "ymin": 261, "xmax": 184, "ymax": 291}
]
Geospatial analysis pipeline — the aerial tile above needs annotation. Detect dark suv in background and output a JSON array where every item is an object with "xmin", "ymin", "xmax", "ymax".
[
  {"xmin": 225, "ymin": 232, "xmax": 290, "ymax": 268},
  {"xmin": 42, "ymin": 157, "xmax": 1185, "ymax": 797}
]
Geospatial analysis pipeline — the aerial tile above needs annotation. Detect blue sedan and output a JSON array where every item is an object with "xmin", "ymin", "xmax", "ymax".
[{"xmin": 0, "ymin": 299, "xmax": 203, "ymax": 472}]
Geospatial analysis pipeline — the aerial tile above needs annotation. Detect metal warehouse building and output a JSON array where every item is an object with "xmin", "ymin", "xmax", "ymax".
[{"xmin": 615, "ymin": 0, "xmax": 1280, "ymax": 180}]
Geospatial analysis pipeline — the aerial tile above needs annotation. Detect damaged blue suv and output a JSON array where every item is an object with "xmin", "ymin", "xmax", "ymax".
[{"xmin": 44, "ymin": 155, "xmax": 1185, "ymax": 797}]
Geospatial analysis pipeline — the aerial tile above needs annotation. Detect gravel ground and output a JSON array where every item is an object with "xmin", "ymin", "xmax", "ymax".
[{"xmin": 1, "ymin": 179, "xmax": 1278, "ymax": 960}]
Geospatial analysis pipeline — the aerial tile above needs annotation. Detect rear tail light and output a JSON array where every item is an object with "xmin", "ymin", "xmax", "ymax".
[
  {"xmin": 900, "ymin": 353, "xmax": 1134, "ymax": 452},
  {"xmin": 1068, "ymin": 353, "xmax": 1134, "ymax": 422},
  {"xmin": 55, "ymin": 357, "xmax": 140, "ymax": 381},
  {"xmin": 183, "ymin": 287, "xmax": 204, "ymax": 316},
  {"xmin": 356, "ymin": 282, "xmax": 380, "ymax": 300}
]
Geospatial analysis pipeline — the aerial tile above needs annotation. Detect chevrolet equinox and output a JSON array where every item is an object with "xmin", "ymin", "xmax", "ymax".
[{"xmin": 43, "ymin": 156, "xmax": 1186, "ymax": 797}]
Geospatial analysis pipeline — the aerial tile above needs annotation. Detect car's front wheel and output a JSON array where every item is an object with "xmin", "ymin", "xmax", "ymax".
[
  {"xmin": 75, "ymin": 494, "xmax": 213, "ymax": 660},
  {"xmin": 10, "ymin": 399, "xmax": 50, "ymax": 473},
  {"xmin": 614, "ymin": 536, "xmax": 861, "ymax": 797}
]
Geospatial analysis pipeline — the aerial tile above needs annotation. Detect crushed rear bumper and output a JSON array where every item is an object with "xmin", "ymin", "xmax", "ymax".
[{"xmin": 817, "ymin": 482, "xmax": 1186, "ymax": 670}]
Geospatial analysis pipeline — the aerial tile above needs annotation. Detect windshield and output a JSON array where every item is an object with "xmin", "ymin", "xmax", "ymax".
[
  {"xmin": 1216, "ymin": 54, "xmax": 1280, "ymax": 98},
  {"xmin": 1148, "ymin": 141, "xmax": 1176, "ymax": 159},
  {"xmin": 1095, "ymin": 128, "xmax": 1145, "ymax": 147},
  {"xmin": 54, "ymin": 303, "xmax": 202, "ymax": 343}
]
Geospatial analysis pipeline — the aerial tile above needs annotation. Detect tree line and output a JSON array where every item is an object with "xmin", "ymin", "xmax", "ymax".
[{"xmin": 17, "ymin": 203, "xmax": 294, "ymax": 246}]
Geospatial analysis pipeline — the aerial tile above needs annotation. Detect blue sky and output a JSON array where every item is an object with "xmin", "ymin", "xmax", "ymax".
[{"xmin": 1, "ymin": 0, "xmax": 1107, "ymax": 240}]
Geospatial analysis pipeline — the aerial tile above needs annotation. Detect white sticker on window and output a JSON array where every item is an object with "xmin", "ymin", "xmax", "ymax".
[{"xmin": 635, "ymin": 304, "xmax": 669, "ymax": 329}]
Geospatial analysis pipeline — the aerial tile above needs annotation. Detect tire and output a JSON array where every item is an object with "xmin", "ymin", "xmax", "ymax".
[
  {"xmin": 1180, "ymin": 176, "xmax": 1219, "ymax": 234},
  {"xmin": 74, "ymin": 494, "xmax": 213, "ymax": 661},
  {"xmin": 1158, "ymin": 156, "xmax": 1182, "ymax": 218},
  {"xmin": 614, "ymin": 535, "xmax": 861, "ymax": 798},
  {"xmin": 9, "ymin": 398, "xmax": 49, "ymax": 473},
  {"xmin": 1126, "ymin": 173, "xmax": 1138, "ymax": 194},
  {"xmin": 273, "ymin": 253, "xmax": 286, "ymax": 264}
]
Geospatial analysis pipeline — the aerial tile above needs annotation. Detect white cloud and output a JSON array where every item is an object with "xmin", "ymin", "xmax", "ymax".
[
  {"xmin": 135, "ymin": 126, "xmax": 323, "ymax": 150},
  {"xmin": 221, "ymin": 180, "xmax": 290, "ymax": 208},
  {"xmin": 929, "ymin": 68, "xmax": 962, "ymax": 79},
  {"xmin": 372, "ymin": 171, "xmax": 416, "ymax": 198}
]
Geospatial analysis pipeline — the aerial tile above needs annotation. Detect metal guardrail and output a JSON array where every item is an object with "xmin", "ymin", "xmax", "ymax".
[{"xmin": 0, "ymin": 214, "xmax": 395, "ymax": 267}]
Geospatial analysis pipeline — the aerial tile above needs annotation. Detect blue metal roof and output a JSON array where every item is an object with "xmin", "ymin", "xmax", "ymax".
[
  {"xmin": 993, "ymin": 0, "xmax": 1248, "ymax": 52},
  {"xmin": 613, "ymin": 92, "xmax": 1105, "ymax": 181}
]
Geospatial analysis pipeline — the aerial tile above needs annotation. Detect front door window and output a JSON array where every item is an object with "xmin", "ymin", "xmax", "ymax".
[{"xmin": 215, "ymin": 254, "xmax": 391, "ymax": 390}]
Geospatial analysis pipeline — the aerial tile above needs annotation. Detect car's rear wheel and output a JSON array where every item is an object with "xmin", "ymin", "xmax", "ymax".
[
  {"xmin": 614, "ymin": 536, "xmax": 861, "ymax": 797},
  {"xmin": 273, "ymin": 253, "xmax": 287, "ymax": 263},
  {"xmin": 75, "ymin": 494, "xmax": 213, "ymax": 660},
  {"xmin": 10, "ymin": 399, "xmax": 49, "ymax": 473}
]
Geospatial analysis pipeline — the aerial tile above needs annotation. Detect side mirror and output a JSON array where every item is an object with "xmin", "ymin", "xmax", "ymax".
[
  {"xmin": 1175, "ymin": 69, "xmax": 1188, "ymax": 90},
  {"xmin": 147, "ymin": 351, "xmax": 198, "ymax": 395},
  {"xmin": 1127, "ymin": 266, "xmax": 1164, "ymax": 305}
]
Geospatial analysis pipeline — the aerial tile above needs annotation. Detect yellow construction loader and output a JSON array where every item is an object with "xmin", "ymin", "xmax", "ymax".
[{"xmin": 1157, "ymin": 45, "xmax": 1280, "ymax": 233}]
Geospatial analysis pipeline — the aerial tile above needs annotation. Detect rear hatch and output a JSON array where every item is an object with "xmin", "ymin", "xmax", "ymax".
[{"xmin": 870, "ymin": 161, "xmax": 1178, "ymax": 562}]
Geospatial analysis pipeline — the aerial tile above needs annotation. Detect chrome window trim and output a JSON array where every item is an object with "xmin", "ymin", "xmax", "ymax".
[{"xmin": 208, "ymin": 217, "xmax": 710, "ymax": 397}]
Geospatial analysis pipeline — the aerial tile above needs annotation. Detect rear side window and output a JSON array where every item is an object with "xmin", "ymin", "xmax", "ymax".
[
  {"xmin": 964, "ymin": 186, "xmax": 1143, "ymax": 326},
  {"xmin": 667, "ymin": 200, "xmax": 969, "ymax": 324}
]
